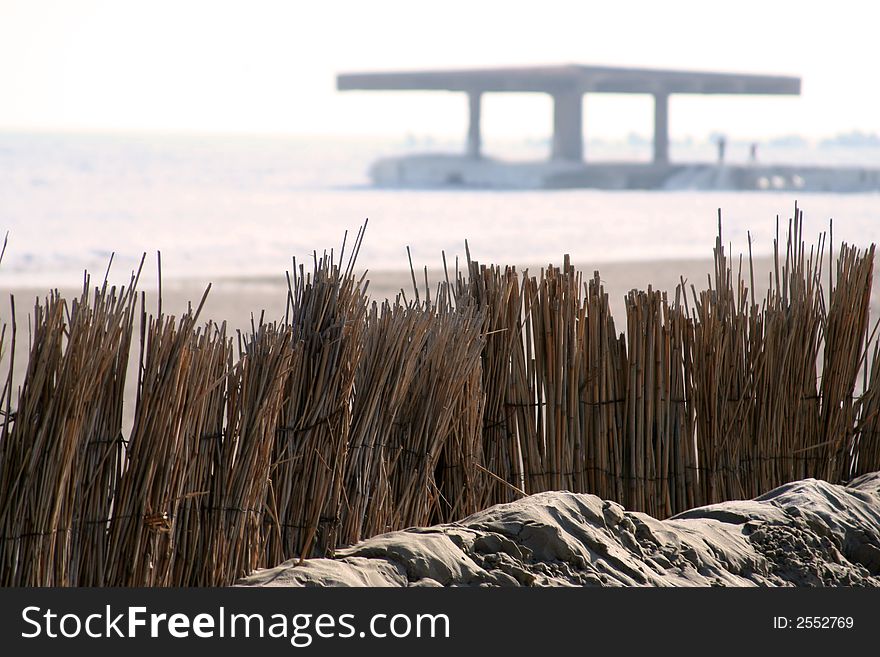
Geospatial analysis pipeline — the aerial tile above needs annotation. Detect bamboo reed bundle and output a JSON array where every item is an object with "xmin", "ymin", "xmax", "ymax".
[
  {"xmin": 209, "ymin": 323, "xmax": 292, "ymax": 585},
  {"xmin": 340, "ymin": 301, "xmax": 432, "ymax": 544},
  {"xmin": 687, "ymin": 221, "xmax": 754, "ymax": 505},
  {"xmin": 69, "ymin": 277, "xmax": 140, "ymax": 586},
  {"xmin": 0, "ymin": 234, "xmax": 7, "ymax": 364},
  {"xmin": 748, "ymin": 214, "xmax": 824, "ymax": 495},
  {"xmin": 267, "ymin": 237, "xmax": 368, "ymax": 562},
  {"xmin": 431, "ymin": 289, "xmax": 486, "ymax": 524},
  {"xmin": 105, "ymin": 287, "xmax": 224, "ymax": 586},
  {"xmin": 383, "ymin": 303, "xmax": 484, "ymax": 531},
  {"xmin": 166, "ymin": 322, "xmax": 230, "ymax": 586},
  {"xmin": 521, "ymin": 257, "xmax": 587, "ymax": 494},
  {"xmin": 624, "ymin": 287, "xmax": 674, "ymax": 517},
  {"xmin": 583, "ymin": 272, "xmax": 629, "ymax": 504},
  {"xmin": 454, "ymin": 259, "xmax": 528, "ymax": 507},
  {"xmin": 0, "ymin": 269, "xmax": 140, "ymax": 586},
  {"xmin": 854, "ymin": 342, "xmax": 880, "ymax": 477},
  {"xmin": 818, "ymin": 242, "xmax": 875, "ymax": 481},
  {"xmin": 349, "ymin": 264, "xmax": 486, "ymax": 532},
  {"xmin": 668, "ymin": 289, "xmax": 697, "ymax": 513},
  {"xmin": 0, "ymin": 292, "xmax": 67, "ymax": 585},
  {"xmin": 433, "ymin": 357, "xmax": 485, "ymax": 523}
]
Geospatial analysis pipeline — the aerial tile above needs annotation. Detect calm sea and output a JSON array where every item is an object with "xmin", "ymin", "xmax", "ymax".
[{"xmin": 1, "ymin": 131, "xmax": 879, "ymax": 289}]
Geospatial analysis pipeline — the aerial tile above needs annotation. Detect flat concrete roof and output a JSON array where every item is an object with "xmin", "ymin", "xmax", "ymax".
[{"xmin": 337, "ymin": 64, "xmax": 801, "ymax": 95}]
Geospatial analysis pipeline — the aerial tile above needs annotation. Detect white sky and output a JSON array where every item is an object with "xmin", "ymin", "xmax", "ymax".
[{"xmin": 1, "ymin": 0, "xmax": 878, "ymax": 140}]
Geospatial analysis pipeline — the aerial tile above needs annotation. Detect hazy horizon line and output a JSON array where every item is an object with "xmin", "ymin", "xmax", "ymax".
[{"xmin": 1, "ymin": 125, "xmax": 879, "ymax": 146}]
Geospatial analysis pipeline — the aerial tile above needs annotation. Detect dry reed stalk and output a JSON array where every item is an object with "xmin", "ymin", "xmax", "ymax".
[
  {"xmin": 454, "ymin": 259, "xmax": 527, "ymax": 507},
  {"xmin": 69, "ymin": 276, "xmax": 140, "ymax": 586},
  {"xmin": 340, "ymin": 301, "xmax": 432, "ymax": 544},
  {"xmin": 583, "ymin": 272, "xmax": 629, "ymax": 505},
  {"xmin": 105, "ymin": 286, "xmax": 220, "ymax": 586},
  {"xmin": 433, "ymin": 359, "xmax": 485, "ymax": 523},
  {"xmin": 166, "ymin": 322, "xmax": 230, "ymax": 586},
  {"xmin": 267, "ymin": 235, "xmax": 368, "ymax": 562},
  {"xmin": 208, "ymin": 323, "xmax": 291, "ymax": 584},
  {"xmin": 749, "ymin": 213, "xmax": 823, "ymax": 495},
  {"xmin": 687, "ymin": 219, "xmax": 754, "ymax": 505},
  {"xmin": 520, "ymin": 258, "xmax": 587, "ymax": 494},
  {"xmin": 432, "ymin": 285, "xmax": 486, "ymax": 524},
  {"xmin": 384, "ymin": 304, "xmax": 484, "ymax": 531},
  {"xmin": 818, "ymin": 242, "xmax": 875, "ymax": 481},
  {"xmin": 0, "ymin": 268, "xmax": 140, "ymax": 586},
  {"xmin": 0, "ymin": 294, "xmax": 63, "ymax": 585},
  {"xmin": 0, "ymin": 233, "xmax": 7, "ymax": 364},
  {"xmin": 668, "ymin": 289, "xmax": 697, "ymax": 513},
  {"xmin": 854, "ymin": 342, "xmax": 880, "ymax": 477},
  {"xmin": 624, "ymin": 287, "xmax": 679, "ymax": 517}
]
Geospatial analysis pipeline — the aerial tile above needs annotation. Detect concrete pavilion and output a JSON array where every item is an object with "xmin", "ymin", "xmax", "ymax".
[{"xmin": 337, "ymin": 65, "xmax": 880, "ymax": 191}]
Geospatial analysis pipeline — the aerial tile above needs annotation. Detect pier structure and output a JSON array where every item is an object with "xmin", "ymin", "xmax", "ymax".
[
  {"xmin": 338, "ymin": 65, "xmax": 800, "ymax": 163},
  {"xmin": 337, "ymin": 65, "xmax": 880, "ymax": 191}
]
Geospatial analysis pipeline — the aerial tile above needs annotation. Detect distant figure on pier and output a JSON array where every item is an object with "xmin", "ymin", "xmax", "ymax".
[
  {"xmin": 716, "ymin": 135, "xmax": 727, "ymax": 164},
  {"xmin": 749, "ymin": 142, "xmax": 758, "ymax": 162}
]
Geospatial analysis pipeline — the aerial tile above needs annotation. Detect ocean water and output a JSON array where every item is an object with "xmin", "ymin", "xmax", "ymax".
[{"xmin": 1, "ymin": 131, "xmax": 879, "ymax": 289}]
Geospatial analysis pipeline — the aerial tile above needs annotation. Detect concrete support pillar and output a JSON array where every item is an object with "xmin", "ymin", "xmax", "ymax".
[
  {"xmin": 653, "ymin": 92, "xmax": 670, "ymax": 164},
  {"xmin": 551, "ymin": 91, "xmax": 583, "ymax": 161},
  {"xmin": 466, "ymin": 91, "xmax": 482, "ymax": 159}
]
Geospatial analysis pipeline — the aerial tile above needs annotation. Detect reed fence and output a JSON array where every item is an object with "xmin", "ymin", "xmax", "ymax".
[{"xmin": 1, "ymin": 204, "xmax": 879, "ymax": 586}]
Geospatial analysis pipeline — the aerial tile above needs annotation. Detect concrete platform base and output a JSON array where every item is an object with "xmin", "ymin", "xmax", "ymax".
[{"xmin": 369, "ymin": 154, "xmax": 880, "ymax": 192}]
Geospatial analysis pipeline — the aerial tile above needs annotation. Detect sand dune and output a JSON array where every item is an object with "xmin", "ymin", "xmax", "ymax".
[{"xmin": 238, "ymin": 473, "xmax": 880, "ymax": 587}]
